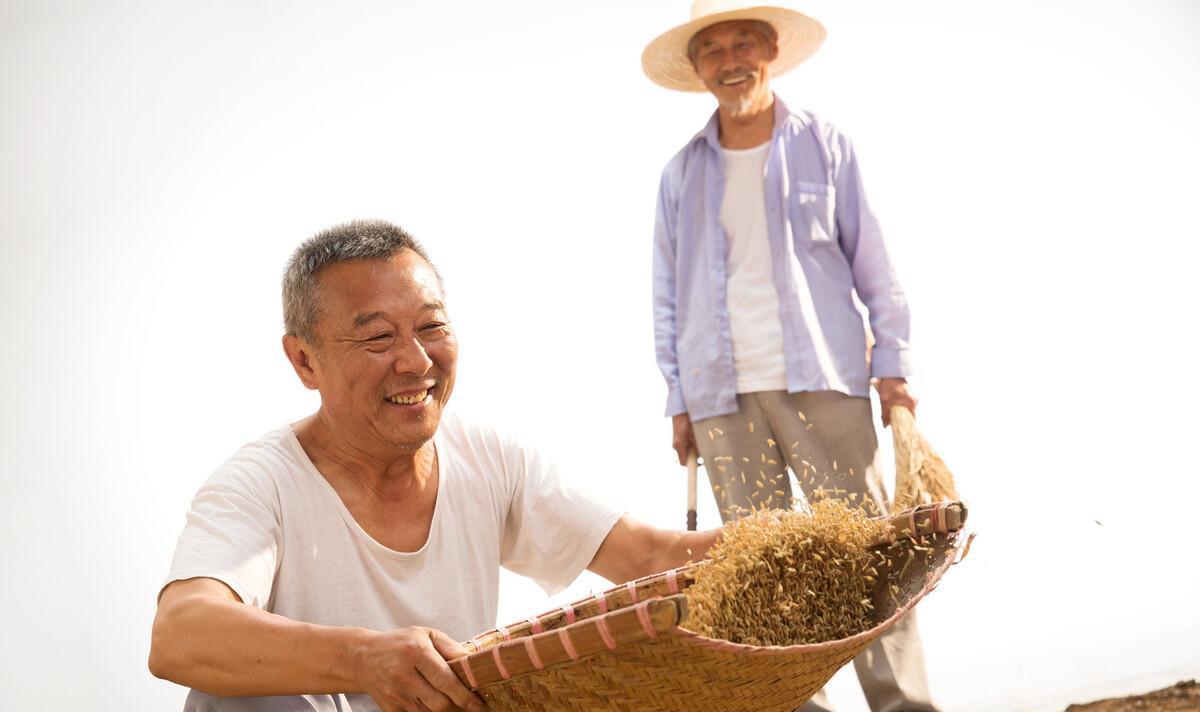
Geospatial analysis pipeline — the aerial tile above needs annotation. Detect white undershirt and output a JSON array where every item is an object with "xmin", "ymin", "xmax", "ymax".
[
  {"xmin": 165, "ymin": 414, "xmax": 622, "ymax": 711},
  {"xmin": 720, "ymin": 141, "xmax": 788, "ymax": 393}
]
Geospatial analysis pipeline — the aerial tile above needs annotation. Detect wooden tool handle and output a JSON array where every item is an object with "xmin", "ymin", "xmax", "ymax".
[{"xmin": 686, "ymin": 450, "xmax": 698, "ymax": 531}]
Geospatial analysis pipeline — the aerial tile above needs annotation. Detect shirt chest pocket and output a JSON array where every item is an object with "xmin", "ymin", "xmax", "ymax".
[{"xmin": 788, "ymin": 181, "xmax": 837, "ymax": 247}]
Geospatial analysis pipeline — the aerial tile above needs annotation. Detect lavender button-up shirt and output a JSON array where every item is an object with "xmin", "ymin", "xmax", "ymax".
[{"xmin": 652, "ymin": 96, "xmax": 912, "ymax": 422}]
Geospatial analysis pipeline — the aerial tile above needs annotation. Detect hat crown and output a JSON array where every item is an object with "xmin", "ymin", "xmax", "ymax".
[
  {"xmin": 690, "ymin": 0, "xmax": 770, "ymax": 21},
  {"xmin": 644, "ymin": 0, "xmax": 823, "ymax": 92}
]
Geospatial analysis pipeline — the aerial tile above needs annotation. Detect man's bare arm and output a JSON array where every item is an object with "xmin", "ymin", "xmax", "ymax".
[
  {"xmin": 587, "ymin": 514, "xmax": 721, "ymax": 584},
  {"xmin": 149, "ymin": 577, "xmax": 483, "ymax": 712}
]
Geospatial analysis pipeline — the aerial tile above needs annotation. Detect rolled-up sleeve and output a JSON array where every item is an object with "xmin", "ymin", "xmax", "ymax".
[{"xmin": 832, "ymin": 132, "xmax": 913, "ymax": 380}]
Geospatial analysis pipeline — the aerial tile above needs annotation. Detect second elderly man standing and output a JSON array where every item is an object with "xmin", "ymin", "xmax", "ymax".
[{"xmin": 644, "ymin": 2, "xmax": 937, "ymax": 711}]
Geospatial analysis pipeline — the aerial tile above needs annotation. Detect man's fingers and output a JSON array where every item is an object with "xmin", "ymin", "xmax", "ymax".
[
  {"xmin": 428, "ymin": 629, "xmax": 469, "ymax": 660},
  {"xmin": 417, "ymin": 634, "xmax": 483, "ymax": 712},
  {"xmin": 672, "ymin": 434, "xmax": 688, "ymax": 466},
  {"xmin": 407, "ymin": 662, "xmax": 464, "ymax": 712}
]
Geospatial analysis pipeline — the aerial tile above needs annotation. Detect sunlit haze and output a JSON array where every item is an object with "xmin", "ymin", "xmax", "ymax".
[{"xmin": 2, "ymin": 1, "xmax": 1198, "ymax": 709}]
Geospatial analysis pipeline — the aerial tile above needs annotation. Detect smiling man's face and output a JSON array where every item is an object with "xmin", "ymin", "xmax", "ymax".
[
  {"xmin": 690, "ymin": 20, "xmax": 778, "ymax": 115},
  {"xmin": 300, "ymin": 250, "xmax": 457, "ymax": 454}
]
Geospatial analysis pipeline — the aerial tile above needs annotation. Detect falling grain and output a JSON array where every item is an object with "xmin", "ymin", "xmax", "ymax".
[{"xmin": 685, "ymin": 500, "xmax": 892, "ymax": 646}]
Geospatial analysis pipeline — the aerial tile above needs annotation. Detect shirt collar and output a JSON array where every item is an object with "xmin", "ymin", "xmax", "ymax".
[{"xmin": 693, "ymin": 93, "xmax": 793, "ymax": 152}]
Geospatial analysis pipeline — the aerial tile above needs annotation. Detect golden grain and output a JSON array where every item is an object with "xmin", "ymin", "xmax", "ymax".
[{"xmin": 685, "ymin": 500, "xmax": 892, "ymax": 646}]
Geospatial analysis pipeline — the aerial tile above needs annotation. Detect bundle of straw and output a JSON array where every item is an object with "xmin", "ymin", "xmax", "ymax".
[{"xmin": 890, "ymin": 405, "xmax": 959, "ymax": 513}]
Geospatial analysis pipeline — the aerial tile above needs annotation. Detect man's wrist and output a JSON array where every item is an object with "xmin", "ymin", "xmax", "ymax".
[{"xmin": 337, "ymin": 626, "xmax": 381, "ymax": 693}]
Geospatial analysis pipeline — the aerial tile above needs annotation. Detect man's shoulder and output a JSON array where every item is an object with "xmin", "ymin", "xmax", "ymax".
[
  {"xmin": 658, "ymin": 110, "xmax": 720, "ymax": 179},
  {"xmin": 661, "ymin": 133, "xmax": 706, "ymax": 176},
  {"xmin": 437, "ymin": 411, "xmax": 525, "ymax": 460},
  {"xmin": 205, "ymin": 425, "xmax": 303, "ymax": 493},
  {"xmin": 776, "ymin": 102, "xmax": 850, "ymax": 146}
]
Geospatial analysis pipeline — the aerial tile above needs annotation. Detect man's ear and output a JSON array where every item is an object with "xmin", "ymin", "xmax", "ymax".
[
  {"xmin": 282, "ymin": 334, "xmax": 321, "ymax": 391},
  {"xmin": 768, "ymin": 39, "xmax": 779, "ymax": 62}
]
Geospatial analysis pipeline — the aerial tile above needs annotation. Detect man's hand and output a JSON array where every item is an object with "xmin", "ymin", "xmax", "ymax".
[
  {"xmin": 671, "ymin": 413, "xmax": 696, "ymax": 466},
  {"xmin": 354, "ymin": 627, "xmax": 483, "ymax": 712},
  {"xmin": 151, "ymin": 578, "xmax": 482, "ymax": 711},
  {"xmin": 876, "ymin": 377, "xmax": 917, "ymax": 426}
]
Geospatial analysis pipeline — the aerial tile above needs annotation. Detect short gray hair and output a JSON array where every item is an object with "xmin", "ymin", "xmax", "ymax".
[
  {"xmin": 282, "ymin": 219, "xmax": 438, "ymax": 342},
  {"xmin": 687, "ymin": 20, "xmax": 778, "ymax": 64}
]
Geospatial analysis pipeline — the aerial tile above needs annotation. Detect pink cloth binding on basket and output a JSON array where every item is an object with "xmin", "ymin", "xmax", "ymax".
[
  {"xmin": 461, "ymin": 655, "xmax": 477, "ymax": 688},
  {"xmin": 636, "ymin": 601, "xmax": 658, "ymax": 639},
  {"xmin": 595, "ymin": 616, "xmax": 617, "ymax": 650},
  {"xmin": 524, "ymin": 637, "xmax": 544, "ymax": 670},
  {"xmin": 558, "ymin": 628, "xmax": 579, "ymax": 660},
  {"xmin": 492, "ymin": 646, "xmax": 510, "ymax": 680}
]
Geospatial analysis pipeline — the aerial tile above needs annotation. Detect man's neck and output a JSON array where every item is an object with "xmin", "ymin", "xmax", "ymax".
[
  {"xmin": 294, "ymin": 410, "xmax": 440, "ymax": 552},
  {"xmin": 717, "ymin": 92, "xmax": 775, "ymax": 150},
  {"xmin": 293, "ymin": 411, "xmax": 436, "ymax": 497}
]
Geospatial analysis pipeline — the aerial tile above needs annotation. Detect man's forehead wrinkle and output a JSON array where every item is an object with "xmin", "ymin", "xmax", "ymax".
[
  {"xmin": 348, "ymin": 300, "xmax": 445, "ymax": 329},
  {"xmin": 352, "ymin": 310, "xmax": 386, "ymax": 328}
]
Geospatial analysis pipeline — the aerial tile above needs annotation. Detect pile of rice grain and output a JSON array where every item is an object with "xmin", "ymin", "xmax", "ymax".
[{"xmin": 685, "ymin": 500, "xmax": 892, "ymax": 646}]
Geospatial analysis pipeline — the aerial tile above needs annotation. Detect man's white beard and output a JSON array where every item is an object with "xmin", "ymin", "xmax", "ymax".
[
  {"xmin": 727, "ymin": 91, "xmax": 759, "ymax": 117},
  {"xmin": 719, "ymin": 69, "xmax": 770, "ymax": 118}
]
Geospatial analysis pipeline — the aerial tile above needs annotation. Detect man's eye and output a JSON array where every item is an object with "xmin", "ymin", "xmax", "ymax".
[
  {"xmin": 421, "ymin": 322, "xmax": 447, "ymax": 332},
  {"xmin": 369, "ymin": 333, "xmax": 393, "ymax": 341}
]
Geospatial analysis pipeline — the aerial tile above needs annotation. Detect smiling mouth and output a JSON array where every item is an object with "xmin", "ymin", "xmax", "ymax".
[
  {"xmin": 386, "ymin": 389, "xmax": 429, "ymax": 405},
  {"xmin": 719, "ymin": 72, "xmax": 753, "ymax": 86}
]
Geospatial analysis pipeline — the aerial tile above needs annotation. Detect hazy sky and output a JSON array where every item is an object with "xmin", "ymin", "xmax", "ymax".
[{"xmin": 2, "ymin": 1, "xmax": 1199, "ymax": 709}]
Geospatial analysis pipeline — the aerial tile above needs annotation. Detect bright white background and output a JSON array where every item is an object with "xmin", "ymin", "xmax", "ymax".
[{"xmin": 2, "ymin": 0, "xmax": 1198, "ymax": 709}]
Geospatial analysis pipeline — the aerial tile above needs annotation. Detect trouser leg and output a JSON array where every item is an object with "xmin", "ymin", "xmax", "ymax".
[
  {"xmin": 692, "ymin": 393, "xmax": 795, "ymax": 523},
  {"xmin": 762, "ymin": 390, "xmax": 887, "ymax": 517},
  {"xmin": 852, "ymin": 609, "xmax": 937, "ymax": 712},
  {"xmin": 762, "ymin": 391, "xmax": 936, "ymax": 712}
]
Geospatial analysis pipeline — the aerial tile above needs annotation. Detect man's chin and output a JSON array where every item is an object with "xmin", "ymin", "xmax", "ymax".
[
  {"xmin": 725, "ymin": 89, "xmax": 763, "ymax": 116},
  {"xmin": 388, "ymin": 418, "xmax": 441, "ymax": 453}
]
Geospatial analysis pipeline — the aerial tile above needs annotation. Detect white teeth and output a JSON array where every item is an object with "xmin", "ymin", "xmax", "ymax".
[
  {"xmin": 721, "ymin": 74, "xmax": 750, "ymax": 85},
  {"xmin": 387, "ymin": 389, "xmax": 428, "ymax": 405}
]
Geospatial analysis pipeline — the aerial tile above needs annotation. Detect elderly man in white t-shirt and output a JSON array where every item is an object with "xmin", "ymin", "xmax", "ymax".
[{"xmin": 149, "ymin": 220, "xmax": 720, "ymax": 712}]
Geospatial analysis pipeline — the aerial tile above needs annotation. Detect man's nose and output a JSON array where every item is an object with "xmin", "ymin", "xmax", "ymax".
[
  {"xmin": 391, "ymin": 336, "xmax": 434, "ymax": 375},
  {"xmin": 719, "ymin": 52, "xmax": 743, "ymax": 73}
]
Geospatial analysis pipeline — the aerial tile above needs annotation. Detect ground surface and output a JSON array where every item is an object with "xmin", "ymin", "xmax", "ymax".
[{"xmin": 1066, "ymin": 680, "xmax": 1200, "ymax": 711}]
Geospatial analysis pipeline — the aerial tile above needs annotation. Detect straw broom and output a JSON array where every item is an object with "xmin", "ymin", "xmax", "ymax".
[{"xmin": 889, "ymin": 405, "xmax": 959, "ymax": 513}]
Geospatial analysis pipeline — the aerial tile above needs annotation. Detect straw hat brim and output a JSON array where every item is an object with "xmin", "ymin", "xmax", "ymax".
[{"xmin": 641, "ymin": 6, "xmax": 826, "ymax": 92}]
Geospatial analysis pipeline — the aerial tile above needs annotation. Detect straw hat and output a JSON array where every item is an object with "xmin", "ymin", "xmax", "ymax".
[{"xmin": 642, "ymin": 0, "xmax": 826, "ymax": 92}]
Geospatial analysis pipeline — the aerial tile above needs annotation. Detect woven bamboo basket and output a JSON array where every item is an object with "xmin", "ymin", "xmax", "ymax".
[{"xmin": 449, "ymin": 409, "xmax": 968, "ymax": 711}]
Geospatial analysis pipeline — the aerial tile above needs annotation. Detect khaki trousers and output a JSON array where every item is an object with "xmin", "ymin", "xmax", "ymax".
[{"xmin": 692, "ymin": 391, "xmax": 938, "ymax": 712}]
